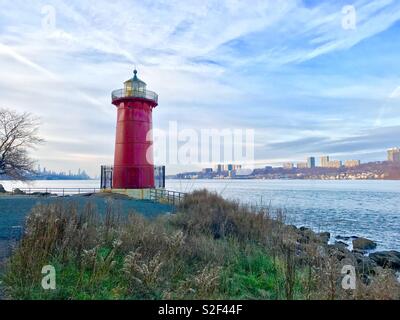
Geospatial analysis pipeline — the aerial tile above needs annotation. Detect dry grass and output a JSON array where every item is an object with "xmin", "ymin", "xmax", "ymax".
[{"xmin": 2, "ymin": 190, "xmax": 399, "ymax": 300}]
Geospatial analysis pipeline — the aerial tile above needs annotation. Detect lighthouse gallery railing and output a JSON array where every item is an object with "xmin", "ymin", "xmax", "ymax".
[{"xmin": 111, "ymin": 89, "xmax": 158, "ymax": 103}]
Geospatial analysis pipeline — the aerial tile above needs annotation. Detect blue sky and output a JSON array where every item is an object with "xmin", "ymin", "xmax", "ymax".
[{"xmin": 0, "ymin": 0, "xmax": 400, "ymax": 175}]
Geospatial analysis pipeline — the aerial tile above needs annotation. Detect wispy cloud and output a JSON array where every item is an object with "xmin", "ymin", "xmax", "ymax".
[{"xmin": 0, "ymin": 0, "xmax": 399, "ymax": 174}]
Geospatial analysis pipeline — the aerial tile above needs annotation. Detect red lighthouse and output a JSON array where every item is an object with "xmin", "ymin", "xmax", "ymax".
[{"xmin": 111, "ymin": 70, "xmax": 158, "ymax": 189}]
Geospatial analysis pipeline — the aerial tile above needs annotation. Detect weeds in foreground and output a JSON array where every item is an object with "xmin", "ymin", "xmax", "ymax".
[{"xmin": 2, "ymin": 190, "xmax": 399, "ymax": 300}]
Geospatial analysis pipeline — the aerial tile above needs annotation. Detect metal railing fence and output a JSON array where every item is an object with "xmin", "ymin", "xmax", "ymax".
[
  {"xmin": 149, "ymin": 189, "xmax": 186, "ymax": 206},
  {"xmin": 11, "ymin": 188, "xmax": 100, "ymax": 196},
  {"xmin": 111, "ymin": 88, "xmax": 158, "ymax": 103}
]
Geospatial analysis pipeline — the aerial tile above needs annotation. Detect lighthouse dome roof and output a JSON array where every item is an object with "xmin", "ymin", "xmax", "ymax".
[{"xmin": 124, "ymin": 69, "xmax": 147, "ymax": 91}]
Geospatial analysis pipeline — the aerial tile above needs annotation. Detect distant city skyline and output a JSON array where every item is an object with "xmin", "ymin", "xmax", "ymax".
[
  {"xmin": 278, "ymin": 146, "xmax": 400, "ymax": 169},
  {"xmin": 35, "ymin": 165, "xmax": 91, "ymax": 178},
  {"xmin": 174, "ymin": 155, "xmax": 400, "ymax": 180},
  {"xmin": 178, "ymin": 145, "xmax": 400, "ymax": 176}
]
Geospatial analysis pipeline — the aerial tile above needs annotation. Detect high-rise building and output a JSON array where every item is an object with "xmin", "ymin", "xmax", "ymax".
[
  {"xmin": 320, "ymin": 156, "xmax": 342, "ymax": 168},
  {"xmin": 326, "ymin": 160, "xmax": 342, "ymax": 168},
  {"xmin": 283, "ymin": 162, "xmax": 294, "ymax": 169},
  {"xmin": 229, "ymin": 164, "xmax": 242, "ymax": 171},
  {"xmin": 297, "ymin": 162, "xmax": 308, "ymax": 169},
  {"xmin": 387, "ymin": 148, "xmax": 400, "ymax": 162},
  {"xmin": 344, "ymin": 160, "xmax": 361, "ymax": 168},
  {"xmin": 307, "ymin": 157, "xmax": 316, "ymax": 168},
  {"xmin": 215, "ymin": 164, "xmax": 242, "ymax": 172},
  {"xmin": 320, "ymin": 156, "xmax": 330, "ymax": 168}
]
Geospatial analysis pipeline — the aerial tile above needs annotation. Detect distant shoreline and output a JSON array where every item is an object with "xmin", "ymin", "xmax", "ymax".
[
  {"xmin": 0, "ymin": 178, "xmax": 96, "ymax": 181},
  {"xmin": 171, "ymin": 161, "xmax": 400, "ymax": 180},
  {"xmin": 166, "ymin": 177, "xmax": 400, "ymax": 181}
]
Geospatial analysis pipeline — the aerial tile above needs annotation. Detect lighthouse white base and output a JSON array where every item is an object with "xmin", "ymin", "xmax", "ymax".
[{"xmin": 102, "ymin": 188, "xmax": 152, "ymax": 200}]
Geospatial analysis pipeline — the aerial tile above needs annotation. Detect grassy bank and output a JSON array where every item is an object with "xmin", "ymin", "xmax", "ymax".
[{"xmin": 1, "ymin": 190, "xmax": 399, "ymax": 300}]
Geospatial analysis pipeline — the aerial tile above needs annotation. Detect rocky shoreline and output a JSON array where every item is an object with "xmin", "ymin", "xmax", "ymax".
[{"xmin": 292, "ymin": 226, "xmax": 400, "ymax": 284}]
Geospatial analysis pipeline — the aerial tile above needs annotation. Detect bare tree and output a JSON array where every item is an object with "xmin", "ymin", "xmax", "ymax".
[{"xmin": 0, "ymin": 108, "xmax": 44, "ymax": 180}]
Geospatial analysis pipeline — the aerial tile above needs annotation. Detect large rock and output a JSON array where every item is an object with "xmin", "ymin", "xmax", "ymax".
[
  {"xmin": 297, "ymin": 227, "xmax": 331, "ymax": 245},
  {"xmin": 336, "ymin": 235, "xmax": 359, "ymax": 241},
  {"xmin": 335, "ymin": 235, "xmax": 351, "ymax": 241},
  {"xmin": 353, "ymin": 253, "xmax": 377, "ymax": 275},
  {"xmin": 317, "ymin": 232, "xmax": 330, "ymax": 244},
  {"xmin": 297, "ymin": 227, "xmax": 315, "ymax": 244},
  {"xmin": 369, "ymin": 251, "xmax": 400, "ymax": 270},
  {"xmin": 352, "ymin": 249, "xmax": 368, "ymax": 255},
  {"xmin": 327, "ymin": 244, "xmax": 351, "ymax": 261},
  {"xmin": 0, "ymin": 184, "xmax": 6, "ymax": 193},
  {"xmin": 352, "ymin": 237, "xmax": 377, "ymax": 251},
  {"xmin": 334, "ymin": 241, "xmax": 349, "ymax": 250}
]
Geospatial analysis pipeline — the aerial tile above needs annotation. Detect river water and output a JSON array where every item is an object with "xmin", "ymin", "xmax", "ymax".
[{"xmin": 1, "ymin": 179, "xmax": 399, "ymax": 251}]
